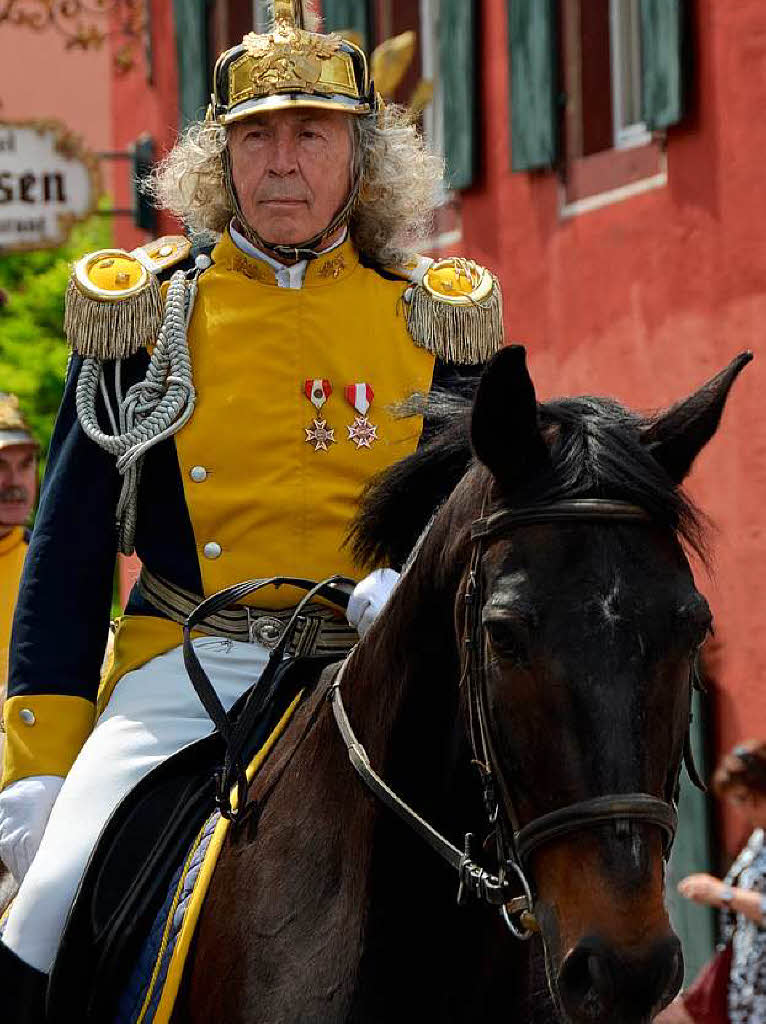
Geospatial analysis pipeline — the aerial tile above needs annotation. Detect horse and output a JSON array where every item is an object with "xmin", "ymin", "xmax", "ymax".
[
  {"xmin": 3, "ymin": 346, "xmax": 747, "ymax": 1023},
  {"xmin": 174, "ymin": 346, "xmax": 750, "ymax": 1024}
]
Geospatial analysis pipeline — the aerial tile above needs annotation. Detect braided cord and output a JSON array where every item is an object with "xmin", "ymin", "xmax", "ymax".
[{"xmin": 75, "ymin": 269, "xmax": 198, "ymax": 554}]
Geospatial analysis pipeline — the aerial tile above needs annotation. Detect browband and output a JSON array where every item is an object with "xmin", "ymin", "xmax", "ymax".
[{"xmin": 471, "ymin": 499, "xmax": 652, "ymax": 542}]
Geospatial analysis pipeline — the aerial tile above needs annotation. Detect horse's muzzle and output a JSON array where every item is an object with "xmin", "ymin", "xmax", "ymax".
[{"xmin": 556, "ymin": 932, "xmax": 684, "ymax": 1023}]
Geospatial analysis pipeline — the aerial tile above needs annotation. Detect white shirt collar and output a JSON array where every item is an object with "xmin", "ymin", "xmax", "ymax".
[{"xmin": 229, "ymin": 222, "xmax": 348, "ymax": 290}]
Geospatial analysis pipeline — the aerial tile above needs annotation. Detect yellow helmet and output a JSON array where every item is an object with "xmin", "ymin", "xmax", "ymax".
[
  {"xmin": 209, "ymin": 0, "xmax": 375, "ymax": 125},
  {"xmin": 0, "ymin": 393, "xmax": 36, "ymax": 451}
]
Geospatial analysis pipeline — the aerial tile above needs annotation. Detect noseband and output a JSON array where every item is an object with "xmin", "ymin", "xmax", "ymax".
[{"xmin": 332, "ymin": 497, "xmax": 694, "ymax": 940}]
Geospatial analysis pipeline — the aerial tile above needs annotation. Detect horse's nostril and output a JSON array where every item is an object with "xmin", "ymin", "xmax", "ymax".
[
  {"xmin": 557, "ymin": 934, "xmax": 684, "ymax": 1022},
  {"xmin": 587, "ymin": 952, "xmax": 615, "ymax": 1001},
  {"xmin": 558, "ymin": 942, "xmax": 616, "ymax": 1019}
]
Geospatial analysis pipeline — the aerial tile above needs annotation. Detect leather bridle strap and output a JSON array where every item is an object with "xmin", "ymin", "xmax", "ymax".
[
  {"xmin": 183, "ymin": 574, "xmax": 355, "ymax": 819},
  {"xmin": 329, "ymin": 659, "xmax": 528, "ymax": 913},
  {"xmin": 515, "ymin": 793, "xmax": 678, "ymax": 864},
  {"xmin": 471, "ymin": 499, "xmax": 652, "ymax": 542}
]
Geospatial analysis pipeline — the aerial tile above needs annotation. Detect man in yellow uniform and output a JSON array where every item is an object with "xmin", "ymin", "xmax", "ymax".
[
  {"xmin": 0, "ymin": 395, "xmax": 37, "ymax": 701},
  {"xmin": 0, "ymin": 2, "xmax": 504, "ymax": 1014}
]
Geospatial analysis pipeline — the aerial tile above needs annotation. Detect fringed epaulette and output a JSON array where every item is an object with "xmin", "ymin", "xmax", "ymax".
[
  {"xmin": 391, "ymin": 256, "xmax": 504, "ymax": 365},
  {"xmin": 64, "ymin": 235, "xmax": 192, "ymax": 359}
]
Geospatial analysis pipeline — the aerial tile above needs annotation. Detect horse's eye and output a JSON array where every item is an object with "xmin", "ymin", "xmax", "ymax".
[
  {"xmin": 679, "ymin": 598, "xmax": 713, "ymax": 651},
  {"xmin": 483, "ymin": 612, "xmax": 530, "ymax": 666}
]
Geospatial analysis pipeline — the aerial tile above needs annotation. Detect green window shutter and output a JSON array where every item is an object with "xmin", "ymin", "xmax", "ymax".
[
  {"xmin": 640, "ymin": 0, "xmax": 684, "ymax": 129},
  {"xmin": 508, "ymin": 0, "xmax": 558, "ymax": 171},
  {"xmin": 439, "ymin": 0, "xmax": 477, "ymax": 190},
  {"xmin": 173, "ymin": 0, "xmax": 210, "ymax": 128},
  {"xmin": 322, "ymin": 0, "xmax": 371, "ymax": 49},
  {"xmin": 665, "ymin": 692, "xmax": 715, "ymax": 984}
]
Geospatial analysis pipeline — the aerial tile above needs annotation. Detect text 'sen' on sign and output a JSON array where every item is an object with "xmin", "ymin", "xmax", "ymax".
[{"xmin": 0, "ymin": 120, "xmax": 101, "ymax": 252}]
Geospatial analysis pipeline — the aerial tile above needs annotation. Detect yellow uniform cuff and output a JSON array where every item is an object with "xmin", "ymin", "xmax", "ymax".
[{"xmin": 1, "ymin": 694, "xmax": 95, "ymax": 789}]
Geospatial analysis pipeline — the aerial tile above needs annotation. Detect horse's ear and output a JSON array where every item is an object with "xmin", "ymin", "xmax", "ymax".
[
  {"xmin": 642, "ymin": 351, "xmax": 753, "ymax": 483},
  {"xmin": 471, "ymin": 345, "xmax": 549, "ymax": 488}
]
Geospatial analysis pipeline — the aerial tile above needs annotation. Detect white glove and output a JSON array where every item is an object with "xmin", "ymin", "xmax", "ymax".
[
  {"xmin": 347, "ymin": 569, "xmax": 400, "ymax": 638},
  {"xmin": 0, "ymin": 775, "xmax": 64, "ymax": 883}
]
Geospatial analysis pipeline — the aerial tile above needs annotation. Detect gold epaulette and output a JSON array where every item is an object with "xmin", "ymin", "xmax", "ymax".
[
  {"xmin": 64, "ymin": 235, "xmax": 192, "ymax": 359},
  {"xmin": 389, "ymin": 255, "xmax": 504, "ymax": 365}
]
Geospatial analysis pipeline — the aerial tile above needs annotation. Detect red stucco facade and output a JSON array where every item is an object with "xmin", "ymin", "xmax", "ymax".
[
  {"xmin": 110, "ymin": 2, "xmax": 181, "ymax": 253},
  {"xmin": 455, "ymin": 0, "xmax": 765, "ymax": 853}
]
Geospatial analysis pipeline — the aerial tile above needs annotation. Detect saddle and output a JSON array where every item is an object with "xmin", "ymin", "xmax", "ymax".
[{"xmin": 46, "ymin": 652, "xmax": 339, "ymax": 1023}]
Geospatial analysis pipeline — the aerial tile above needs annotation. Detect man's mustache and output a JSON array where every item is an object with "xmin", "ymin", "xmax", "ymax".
[{"xmin": 0, "ymin": 486, "xmax": 29, "ymax": 503}]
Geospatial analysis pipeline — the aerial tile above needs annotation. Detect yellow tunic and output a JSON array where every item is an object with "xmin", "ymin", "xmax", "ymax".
[
  {"xmin": 0, "ymin": 526, "xmax": 27, "ymax": 697},
  {"xmin": 96, "ymin": 233, "xmax": 436, "ymax": 713}
]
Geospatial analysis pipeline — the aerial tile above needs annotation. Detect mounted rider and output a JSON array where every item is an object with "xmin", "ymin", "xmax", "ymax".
[{"xmin": 0, "ymin": 1, "xmax": 504, "ymax": 1016}]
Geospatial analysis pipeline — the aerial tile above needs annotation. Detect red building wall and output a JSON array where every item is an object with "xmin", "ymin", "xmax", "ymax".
[
  {"xmin": 0, "ymin": 20, "xmax": 113, "ymax": 194},
  {"xmin": 110, "ymin": 1, "xmax": 181, "ymax": 252},
  {"xmin": 458, "ymin": 0, "xmax": 765, "ymax": 852}
]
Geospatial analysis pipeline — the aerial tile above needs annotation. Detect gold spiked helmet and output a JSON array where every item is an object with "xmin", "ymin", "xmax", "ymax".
[{"xmin": 210, "ymin": 0, "xmax": 375, "ymax": 125}]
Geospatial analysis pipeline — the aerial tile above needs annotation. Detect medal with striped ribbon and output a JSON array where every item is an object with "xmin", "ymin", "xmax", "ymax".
[
  {"xmin": 304, "ymin": 378, "xmax": 336, "ymax": 452},
  {"xmin": 345, "ymin": 383, "xmax": 378, "ymax": 449}
]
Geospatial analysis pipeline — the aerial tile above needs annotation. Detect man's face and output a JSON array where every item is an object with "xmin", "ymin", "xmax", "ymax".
[
  {"xmin": 0, "ymin": 444, "xmax": 37, "ymax": 529},
  {"xmin": 227, "ymin": 108, "xmax": 354, "ymax": 246}
]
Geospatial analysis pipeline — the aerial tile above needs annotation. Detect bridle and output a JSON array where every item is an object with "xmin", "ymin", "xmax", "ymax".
[{"xmin": 331, "ymin": 497, "xmax": 700, "ymax": 940}]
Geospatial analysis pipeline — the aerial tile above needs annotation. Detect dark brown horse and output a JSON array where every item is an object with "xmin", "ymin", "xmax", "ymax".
[{"xmin": 179, "ymin": 347, "xmax": 749, "ymax": 1024}]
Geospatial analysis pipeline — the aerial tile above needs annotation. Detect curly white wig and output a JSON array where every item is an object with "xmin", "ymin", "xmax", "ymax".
[{"xmin": 145, "ymin": 105, "xmax": 444, "ymax": 266}]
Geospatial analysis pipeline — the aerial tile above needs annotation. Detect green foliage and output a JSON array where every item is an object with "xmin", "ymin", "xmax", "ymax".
[{"xmin": 0, "ymin": 215, "xmax": 112, "ymax": 455}]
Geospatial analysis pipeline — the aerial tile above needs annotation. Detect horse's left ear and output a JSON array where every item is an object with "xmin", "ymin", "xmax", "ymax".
[
  {"xmin": 642, "ymin": 351, "xmax": 753, "ymax": 482},
  {"xmin": 471, "ymin": 345, "xmax": 549, "ymax": 489}
]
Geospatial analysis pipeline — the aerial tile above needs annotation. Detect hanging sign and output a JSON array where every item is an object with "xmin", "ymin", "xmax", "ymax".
[{"xmin": 0, "ymin": 120, "xmax": 101, "ymax": 252}]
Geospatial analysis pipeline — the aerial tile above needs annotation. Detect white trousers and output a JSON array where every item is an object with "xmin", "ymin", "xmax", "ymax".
[{"xmin": 2, "ymin": 636, "xmax": 270, "ymax": 972}]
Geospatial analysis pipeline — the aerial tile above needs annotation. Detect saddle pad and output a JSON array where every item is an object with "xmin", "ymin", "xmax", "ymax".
[
  {"xmin": 122, "ymin": 689, "xmax": 304, "ymax": 1024},
  {"xmin": 45, "ymin": 653, "xmax": 335, "ymax": 1023},
  {"xmin": 117, "ymin": 689, "xmax": 303, "ymax": 1023},
  {"xmin": 0, "ymin": 692, "xmax": 303, "ymax": 1022}
]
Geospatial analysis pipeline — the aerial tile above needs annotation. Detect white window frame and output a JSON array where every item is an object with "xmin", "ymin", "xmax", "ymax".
[
  {"xmin": 419, "ymin": 0, "xmax": 443, "ymax": 162},
  {"xmin": 609, "ymin": 0, "xmax": 651, "ymax": 150},
  {"xmin": 253, "ymin": 0, "xmax": 268, "ymax": 31}
]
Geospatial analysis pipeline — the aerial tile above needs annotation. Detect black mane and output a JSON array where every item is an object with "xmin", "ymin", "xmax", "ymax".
[{"xmin": 348, "ymin": 385, "xmax": 708, "ymax": 569}]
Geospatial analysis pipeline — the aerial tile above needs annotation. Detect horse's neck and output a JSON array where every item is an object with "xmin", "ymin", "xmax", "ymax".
[
  {"xmin": 344, "ymin": 558, "xmax": 464, "ymax": 793},
  {"xmin": 338, "ymin": 554, "xmax": 520, "ymax": 1018}
]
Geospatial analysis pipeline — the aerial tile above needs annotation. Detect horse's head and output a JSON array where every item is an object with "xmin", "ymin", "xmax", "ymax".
[{"xmin": 463, "ymin": 347, "xmax": 750, "ymax": 1023}]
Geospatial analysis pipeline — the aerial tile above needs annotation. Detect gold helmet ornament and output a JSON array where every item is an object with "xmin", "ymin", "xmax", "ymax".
[
  {"xmin": 210, "ymin": 0, "xmax": 375, "ymax": 124},
  {"xmin": 213, "ymin": 0, "xmax": 378, "ymax": 262}
]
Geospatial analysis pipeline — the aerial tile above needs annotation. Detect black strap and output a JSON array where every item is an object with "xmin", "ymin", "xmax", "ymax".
[
  {"xmin": 182, "ymin": 574, "xmax": 355, "ymax": 819},
  {"xmin": 514, "ymin": 793, "xmax": 678, "ymax": 864},
  {"xmin": 329, "ymin": 665, "xmax": 525, "ymax": 911},
  {"xmin": 471, "ymin": 499, "xmax": 651, "ymax": 542}
]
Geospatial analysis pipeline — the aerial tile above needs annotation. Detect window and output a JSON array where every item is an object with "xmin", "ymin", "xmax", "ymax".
[
  {"xmin": 509, "ymin": 0, "xmax": 684, "ymax": 214},
  {"xmin": 558, "ymin": 0, "xmax": 668, "ymax": 211}
]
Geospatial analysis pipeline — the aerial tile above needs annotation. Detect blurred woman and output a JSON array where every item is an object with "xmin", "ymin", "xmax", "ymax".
[{"xmin": 658, "ymin": 739, "xmax": 766, "ymax": 1023}]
